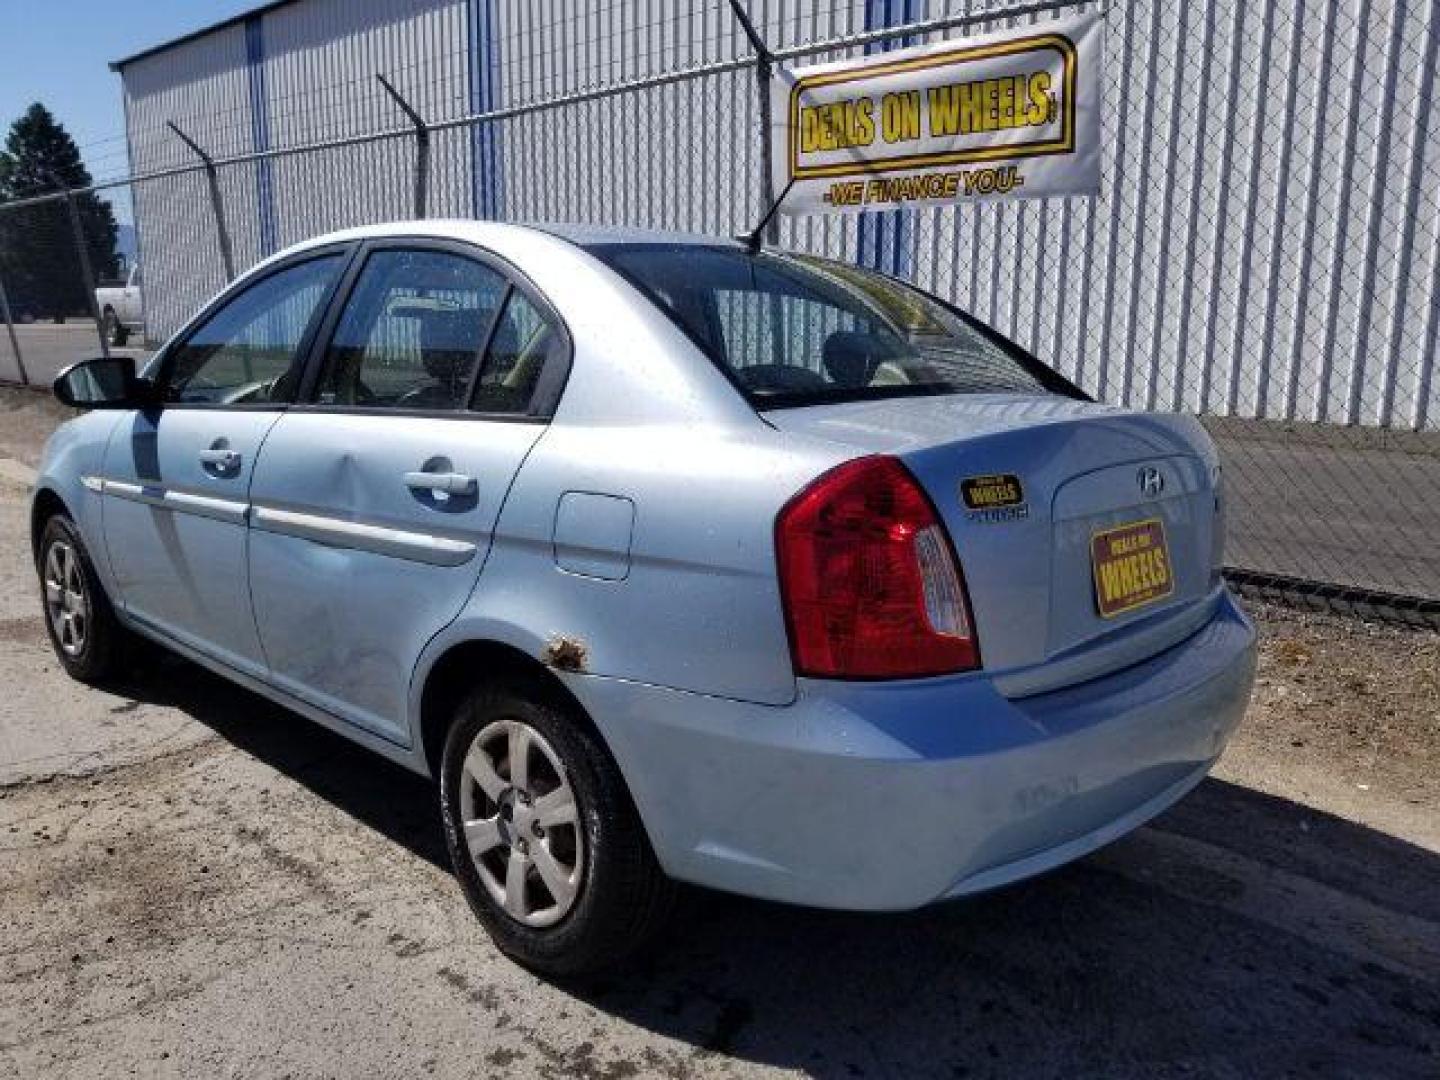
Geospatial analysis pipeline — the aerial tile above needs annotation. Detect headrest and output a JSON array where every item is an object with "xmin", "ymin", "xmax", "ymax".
[{"xmin": 823, "ymin": 330, "xmax": 889, "ymax": 388}]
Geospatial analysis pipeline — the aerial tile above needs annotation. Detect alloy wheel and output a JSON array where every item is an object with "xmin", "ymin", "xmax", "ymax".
[
  {"xmin": 43, "ymin": 540, "xmax": 88, "ymax": 657},
  {"xmin": 458, "ymin": 719, "xmax": 584, "ymax": 927}
]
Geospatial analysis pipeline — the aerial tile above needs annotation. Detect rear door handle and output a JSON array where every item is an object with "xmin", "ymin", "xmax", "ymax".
[
  {"xmin": 404, "ymin": 471, "xmax": 476, "ymax": 496},
  {"xmin": 199, "ymin": 448, "xmax": 242, "ymax": 471}
]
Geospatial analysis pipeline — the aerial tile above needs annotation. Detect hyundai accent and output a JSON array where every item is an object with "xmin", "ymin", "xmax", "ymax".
[{"xmin": 33, "ymin": 221, "xmax": 1257, "ymax": 974}]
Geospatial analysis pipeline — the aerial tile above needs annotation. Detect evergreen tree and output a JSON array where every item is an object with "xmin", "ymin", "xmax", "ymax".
[{"xmin": 0, "ymin": 103, "xmax": 119, "ymax": 320}]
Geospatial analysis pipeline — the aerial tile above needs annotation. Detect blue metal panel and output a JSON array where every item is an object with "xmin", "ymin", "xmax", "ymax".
[
  {"xmin": 245, "ymin": 16, "xmax": 278, "ymax": 257},
  {"xmin": 858, "ymin": 0, "xmax": 921, "ymax": 279},
  {"xmin": 468, "ymin": 0, "xmax": 504, "ymax": 219}
]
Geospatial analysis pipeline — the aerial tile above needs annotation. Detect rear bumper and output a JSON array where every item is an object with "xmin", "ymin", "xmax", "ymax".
[{"xmin": 566, "ymin": 591, "xmax": 1257, "ymax": 910}]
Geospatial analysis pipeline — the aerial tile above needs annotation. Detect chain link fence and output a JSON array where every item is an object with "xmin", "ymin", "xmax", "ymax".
[{"xmin": 0, "ymin": 0, "xmax": 1436, "ymax": 623}]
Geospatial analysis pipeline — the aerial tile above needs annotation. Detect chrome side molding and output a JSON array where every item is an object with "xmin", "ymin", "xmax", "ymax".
[
  {"xmin": 89, "ymin": 476, "xmax": 476, "ymax": 567},
  {"xmin": 250, "ymin": 505, "xmax": 476, "ymax": 567},
  {"xmin": 95, "ymin": 478, "xmax": 249, "ymax": 525}
]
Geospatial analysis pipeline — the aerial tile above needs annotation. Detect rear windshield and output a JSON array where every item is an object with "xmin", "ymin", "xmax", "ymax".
[{"xmin": 586, "ymin": 243, "xmax": 1073, "ymax": 408}]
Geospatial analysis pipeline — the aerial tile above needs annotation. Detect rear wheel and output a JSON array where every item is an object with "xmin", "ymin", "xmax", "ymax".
[
  {"xmin": 37, "ymin": 513, "xmax": 128, "ymax": 683},
  {"xmin": 439, "ymin": 680, "xmax": 675, "ymax": 975}
]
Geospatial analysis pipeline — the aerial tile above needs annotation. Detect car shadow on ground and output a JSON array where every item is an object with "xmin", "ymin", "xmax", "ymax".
[{"xmin": 121, "ymin": 654, "xmax": 1440, "ymax": 1079}]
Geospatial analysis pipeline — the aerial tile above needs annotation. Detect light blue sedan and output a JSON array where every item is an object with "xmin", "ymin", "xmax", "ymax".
[{"xmin": 34, "ymin": 222, "xmax": 1256, "ymax": 974}]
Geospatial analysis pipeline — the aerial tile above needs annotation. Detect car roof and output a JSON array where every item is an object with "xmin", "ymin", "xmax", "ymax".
[
  {"xmin": 532, "ymin": 223, "xmax": 742, "ymax": 249},
  {"xmin": 273, "ymin": 219, "xmax": 739, "ymax": 261}
]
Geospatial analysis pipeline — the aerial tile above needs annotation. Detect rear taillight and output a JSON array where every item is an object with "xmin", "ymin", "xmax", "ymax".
[{"xmin": 775, "ymin": 456, "xmax": 979, "ymax": 679}]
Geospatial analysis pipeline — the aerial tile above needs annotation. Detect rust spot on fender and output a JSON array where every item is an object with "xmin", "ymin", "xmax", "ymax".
[{"xmin": 544, "ymin": 636, "xmax": 588, "ymax": 673}]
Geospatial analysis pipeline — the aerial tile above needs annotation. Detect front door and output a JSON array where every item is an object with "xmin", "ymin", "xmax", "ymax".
[
  {"xmin": 102, "ymin": 251, "xmax": 348, "ymax": 675},
  {"xmin": 247, "ymin": 244, "xmax": 566, "ymax": 743}
]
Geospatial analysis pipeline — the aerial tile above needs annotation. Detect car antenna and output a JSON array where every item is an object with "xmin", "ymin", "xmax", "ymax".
[
  {"xmin": 739, "ymin": 176, "xmax": 797, "ymax": 254},
  {"xmin": 725, "ymin": 0, "xmax": 792, "ymax": 255}
]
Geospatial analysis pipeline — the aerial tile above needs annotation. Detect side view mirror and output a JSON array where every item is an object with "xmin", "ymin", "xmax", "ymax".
[{"xmin": 53, "ymin": 356, "xmax": 151, "ymax": 410}]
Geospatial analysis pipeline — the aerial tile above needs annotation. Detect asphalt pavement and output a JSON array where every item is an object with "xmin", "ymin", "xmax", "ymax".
[
  {"xmin": 1210, "ymin": 424, "xmax": 1440, "ymax": 600},
  {"xmin": 0, "ymin": 321, "xmax": 149, "ymax": 387}
]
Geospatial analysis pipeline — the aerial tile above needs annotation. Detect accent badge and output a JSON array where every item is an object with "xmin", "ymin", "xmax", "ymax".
[{"xmin": 961, "ymin": 473, "xmax": 1029, "ymax": 523}]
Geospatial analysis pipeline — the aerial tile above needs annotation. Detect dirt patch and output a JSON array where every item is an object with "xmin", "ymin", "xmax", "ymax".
[
  {"xmin": 0, "ymin": 615, "xmax": 44, "ymax": 645},
  {"xmin": 0, "ymin": 387, "xmax": 74, "ymax": 468},
  {"xmin": 1239, "ymin": 600, "xmax": 1440, "ymax": 813}
]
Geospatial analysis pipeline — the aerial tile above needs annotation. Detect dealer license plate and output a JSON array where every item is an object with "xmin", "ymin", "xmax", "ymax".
[{"xmin": 1090, "ymin": 519, "xmax": 1174, "ymax": 618}]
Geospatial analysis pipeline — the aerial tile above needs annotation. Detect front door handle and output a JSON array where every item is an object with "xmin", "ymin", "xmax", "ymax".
[
  {"xmin": 404, "ymin": 471, "xmax": 476, "ymax": 496},
  {"xmin": 199, "ymin": 447, "xmax": 242, "ymax": 471}
]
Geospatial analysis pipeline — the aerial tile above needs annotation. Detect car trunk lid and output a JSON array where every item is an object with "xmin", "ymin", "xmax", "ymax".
[{"xmin": 764, "ymin": 394, "xmax": 1223, "ymax": 684}]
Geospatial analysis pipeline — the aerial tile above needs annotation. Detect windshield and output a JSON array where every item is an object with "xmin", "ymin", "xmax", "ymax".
[{"xmin": 586, "ymin": 243, "xmax": 1073, "ymax": 408}]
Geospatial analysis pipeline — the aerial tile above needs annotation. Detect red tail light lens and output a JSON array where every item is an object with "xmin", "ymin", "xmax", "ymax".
[{"xmin": 775, "ymin": 456, "xmax": 979, "ymax": 679}]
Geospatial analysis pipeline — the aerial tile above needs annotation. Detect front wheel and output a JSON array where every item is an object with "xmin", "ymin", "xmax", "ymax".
[
  {"xmin": 439, "ymin": 681, "xmax": 675, "ymax": 976},
  {"xmin": 37, "ymin": 513, "xmax": 129, "ymax": 683}
]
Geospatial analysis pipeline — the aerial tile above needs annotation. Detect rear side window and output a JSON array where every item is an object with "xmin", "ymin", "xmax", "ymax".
[
  {"xmin": 590, "ymin": 244, "xmax": 1066, "ymax": 407},
  {"xmin": 470, "ymin": 290, "xmax": 562, "ymax": 415},
  {"xmin": 314, "ymin": 249, "xmax": 507, "ymax": 411},
  {"xmin": 163, "ymin": 255, "xmax": 342, "ymax": 406}
]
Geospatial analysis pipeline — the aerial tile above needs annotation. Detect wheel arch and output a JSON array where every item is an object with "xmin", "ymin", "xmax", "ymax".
[
  {"xmin": 416, "ymin": 637, "xmax": 599, "ymax": 781},
  {"xmin": 30, "ymin": 486, "xmax": 72, "ymax": 562}
]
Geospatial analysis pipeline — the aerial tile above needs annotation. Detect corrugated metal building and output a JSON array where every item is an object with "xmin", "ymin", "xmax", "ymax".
[{"xmin": 113, "ymin": 0, "xmax": 1440, "ymax": 430}]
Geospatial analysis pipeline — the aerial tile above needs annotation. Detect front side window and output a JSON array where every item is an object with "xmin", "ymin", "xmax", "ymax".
[
  {"xmin": 163, "ymin": 255, "xmax": 343, "ymax": 405},
  {"xmin": 590, "ymin": 244, "xmax": 1065, "ymax": 407},
  {"xmin": 314, "ymin": 249, "xmax": 507, "ymax": 411}
]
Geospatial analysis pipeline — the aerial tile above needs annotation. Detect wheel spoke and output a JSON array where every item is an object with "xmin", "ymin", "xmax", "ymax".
[
  {"xmin": 503, "ymin": 849, "xmax": 528, "ymax": 918},
  {"xmin": 507, "ymin": 724, "xmax": 531, "ymax": 792},
  {"xmin": 530, "ymin": 842, "xmax": 577, "ymax": 908},
  {"xmin": 534, "ymin": 787, "xmax": 578, "ymax": 828},
  {"xmin": 44, "ymin": 580, "xmax": 62, "ymax": 605},
  {"xmin": 463, "ymin": 816, "xmax": 504, "ymax": 858},
  {"xmin": 463, "ymin": 744, "xmax": 507, "ymax": 802}
]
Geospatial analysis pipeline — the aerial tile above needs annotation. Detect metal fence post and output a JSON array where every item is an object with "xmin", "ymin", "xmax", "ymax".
[
  {"xmin": 167, "ymin": 121, "xmax": 237, "ymax": 282},
  {"xmin": 62, "ymin": 190, "xmax": 109, "ymax": 360},
  {"xmin": 376, "ymin": 75, "xmax": 430, "ymax": 220},
  {"xmin": 726, "ymin": 1, "xmax": 779, "ymax": 243},
  {"xmin": 0, "ymin": 271, "xmax": 28, "ymax": 385}
]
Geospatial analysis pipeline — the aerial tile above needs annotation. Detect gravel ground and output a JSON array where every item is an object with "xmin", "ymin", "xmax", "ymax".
[{"xmin": 1, "ymin": 390, "xmax": 1436, "ymax": 1079}]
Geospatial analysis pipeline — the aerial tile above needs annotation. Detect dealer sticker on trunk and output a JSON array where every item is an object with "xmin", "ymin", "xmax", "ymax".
[
  {"xmin": 961, "ymin": 473, "xmax": 1029, "ymax": 523},
  {"xmin": 1090, "ymin": 518, "xmax": 1174, "ymax": 618}
]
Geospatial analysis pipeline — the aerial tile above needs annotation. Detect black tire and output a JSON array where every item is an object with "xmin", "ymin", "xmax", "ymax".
[
  {"xmin": 36, "ymin": 513, "xmax": 130, "ymax": 684},
  {"xmin": 103, "ymin": 308, "xmax": 128, "ymax": 347},
  {"xmin": 440, "ymin": 679, "xmax": 675, "ymax": 976}
]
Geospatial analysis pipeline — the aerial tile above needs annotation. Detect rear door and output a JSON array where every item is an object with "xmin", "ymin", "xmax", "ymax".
[
  {"xmin": 246, "ymin": 241, "xmax": 569, "ymax": 744},
  {"xmin": 100, "ymin": 249, "xmax": 349, "ymax": 675}
]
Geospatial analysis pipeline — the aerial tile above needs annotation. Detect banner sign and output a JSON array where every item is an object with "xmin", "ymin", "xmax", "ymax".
[{"xmin": 771, "ymin": 13, "xmax": 1103, "ymax": 214}]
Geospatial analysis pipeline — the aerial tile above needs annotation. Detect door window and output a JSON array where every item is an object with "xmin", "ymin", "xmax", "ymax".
[
  {"xmin": 162, "ymin": 255, "xmax": 343, "ymax": 406},
  {"xmin": 314, "ymin": 249, "xmax": 508, "ymax": 411}
]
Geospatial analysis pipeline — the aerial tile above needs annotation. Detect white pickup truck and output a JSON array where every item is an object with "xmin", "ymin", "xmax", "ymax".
[{"xmin": 95, "ymin": 264, "xmax": 143, "ymax": 346}]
